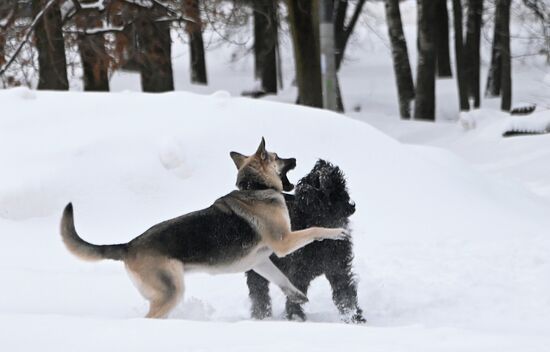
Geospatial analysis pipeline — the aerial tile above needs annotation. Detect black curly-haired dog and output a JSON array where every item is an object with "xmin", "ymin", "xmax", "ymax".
[{"xmin": 246, "ymin": 159, "xmax": 365, "ymax": 323}]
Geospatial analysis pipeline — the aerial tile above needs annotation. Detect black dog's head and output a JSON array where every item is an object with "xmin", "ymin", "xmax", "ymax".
[{"xmin": 290, "ymin": 159, "xmax": 355, "ymax": 229}]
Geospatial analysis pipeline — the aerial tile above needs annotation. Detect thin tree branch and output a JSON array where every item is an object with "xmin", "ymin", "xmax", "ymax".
[
  {"xmin": 342, "ymin": 0, "xmax": 366, "ymax": 47},
  {"xmin": 0, "ymin": 0, "xmax": 58, "ymax": 77}
]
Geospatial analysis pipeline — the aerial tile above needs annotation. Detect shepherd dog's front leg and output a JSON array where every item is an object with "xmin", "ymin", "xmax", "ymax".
[
  {"xmin": 252, "ymin": 259, "xmax": 308, "ymax": 304},
  {"xmin": 271, "ymin": 227, "xmax": 347, "ymax": 258}
]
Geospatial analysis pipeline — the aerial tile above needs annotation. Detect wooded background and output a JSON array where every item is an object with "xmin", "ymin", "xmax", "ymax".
[{"xmin": 0, "ymin": 0, "xmax": 549, "ymax": 120}]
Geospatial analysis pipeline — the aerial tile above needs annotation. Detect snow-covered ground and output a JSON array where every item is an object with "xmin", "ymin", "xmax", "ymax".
[
  {"xmin": 2, "ymin": 1, "xmax": 550, "ymax": 351},
  {"xmin": 2, "ymin": 88, "xmax": 550, "ymax": 351}
]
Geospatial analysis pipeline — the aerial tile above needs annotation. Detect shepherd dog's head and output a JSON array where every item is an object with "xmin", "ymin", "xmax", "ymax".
[{"xmin": 230, "ymin": 138, "xmax": 296, "ymax": 192}]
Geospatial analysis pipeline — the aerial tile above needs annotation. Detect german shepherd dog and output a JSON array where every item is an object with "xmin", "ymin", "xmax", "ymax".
[
  {"xmin": 246, "ymin": 160, "xmax": 365, "ymax": 323},
  {"xmin": 60, "ymin": 138, "xmax": 347, "ymax": 318}
]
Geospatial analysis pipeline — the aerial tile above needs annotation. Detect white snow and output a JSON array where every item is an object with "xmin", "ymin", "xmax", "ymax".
[
  {"xmin": 2, "ymin": 1, "xmax": 550, "ymax": 351},
  {"xmin": 505, "ymin": 112, "xmax": 550, "ymax": 135},
  {"xmin": 1, "ymin": 88, "xmax": 550, "ymax": 351}
]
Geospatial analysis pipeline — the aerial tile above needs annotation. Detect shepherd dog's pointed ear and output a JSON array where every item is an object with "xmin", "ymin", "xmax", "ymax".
[
  {"xmin": 230, "ymin": 151, "xmax": 247, "ymax": 169},
  {"xmin": 255, "ymin": 137, "xmax": 267, "ymax": 161}
]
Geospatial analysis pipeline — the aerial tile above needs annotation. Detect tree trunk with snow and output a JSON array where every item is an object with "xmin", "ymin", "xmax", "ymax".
[
  {"xmin": 253, "ymin": 0, "xmax": 278, "ymax": 94},
  {"xmin": 33, "ymin": 0, "xmax": 68, "ymax": 90},
  {"xmin": 76, "ymin": 1, "xmax": 109, "ymax": 92},
  {"xmin": 137, "ymin": 19, "xmax": 174, "ymax": 92},
  {"xmin": 385, "ymin": 0, "xmax": 415, "ymax": 119},
  {"xmin": 287, "ymin": 0, "xmax": 322, "ymax": 108},
  {"xmin": 435, "ymin": 0, "xmax": 452, "ymax": 78},
  {"xmin": 452, "ymin": 0, "xmax": 470, "ymax": 111},
  {"xmin": 464, "ymin": 0, "xmax": 483, "ymax": 108},
  {"xmin": 414, "ymin": 0, "xmax": 437, "ymax": 121},
  {"xmin": 184, "ymin": 0, "xmax": 207, "ymax": 85}
]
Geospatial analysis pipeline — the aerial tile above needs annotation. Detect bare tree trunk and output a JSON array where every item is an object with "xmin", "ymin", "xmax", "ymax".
[
  {"xmin": 465, "ymin": 0, "xmax": 483, "ymax": 107},
  {"xmin": 33, "ymin": 0, "xmax": 68, "ymax": 90},
  {"xmin": 78, "ymin": 34, "xmax": 110, "ymax": 91},
  {"xmin": 184, "ymin": 0, "xmax": 207, "ymax": 85},
  {"xmin": 452, "ymin": 0, "xmax": 470, "ymax": 111},
  {"xmin": 117, "ymin": 24, "xmax": 141, "ymax": 71},
  {"xmin": 137, "ymin": 18, "xmax": 174, "ymax": 92},
  {"xmin": 499, "ymin": 0, "xmax": 512, "ymax": 111},
  {"xmin": 485, "ymin": 0, "xmax": 511, "ymax": 111},
  {"xmin": 0, "ymin": 33, "xmax": 5, "ymax": 68},
  {"xmin": 287, "ymin": 0, "xmax": 322, "ymax": 108},
  {"xmin": 253, "ymin": 0, "xmax": 278, "ymax": 94},
  {"xmin": 414, "ymin": 0, "xmax": 437, "ymax": 121},
  {"xmin": 385, "ymin": 0, "xmax": 415, "ymax": 119},
  {"xmin": 486, "ymin": 4, "xmax": 503, "ymax": 97},
  {"xmin": 435, "ymin": 0, "xmax": 452, "ymax": 77},
  {"xmin": 333, "ymin": 0, "xmax": 366, "ymax": 112},
  {"xmin": 76, "ymin": 1, "xmax": 109, "ymax": 91}
]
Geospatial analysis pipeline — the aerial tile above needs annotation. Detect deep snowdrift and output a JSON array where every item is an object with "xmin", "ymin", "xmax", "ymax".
[{"xmin": 1, "ymin": 89, "xmax": 549, "ymax": 351}]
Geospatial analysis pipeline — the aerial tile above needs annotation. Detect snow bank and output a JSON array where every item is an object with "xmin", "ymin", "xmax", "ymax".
[{"xmin": 1, "ymin": 89, "xmax": 550, "ymax": 351}]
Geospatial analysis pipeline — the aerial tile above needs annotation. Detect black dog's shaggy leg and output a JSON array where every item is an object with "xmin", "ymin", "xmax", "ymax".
[
  {"xmin": 325, "ymin": 264, "xmax": 365, "ymax": 324},
  {"xmin": 285, "ymin": 279, "xmax": 310, "ymax": 321},
  {"xmin": 246, "ymin": 270, "xmax": 272, "ymax": 319}
]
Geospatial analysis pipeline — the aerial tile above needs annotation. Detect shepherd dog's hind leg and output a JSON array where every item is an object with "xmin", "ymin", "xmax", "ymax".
[{"xmin": 126, "ymin": 256, "xmax": 184, "ymax": 319}]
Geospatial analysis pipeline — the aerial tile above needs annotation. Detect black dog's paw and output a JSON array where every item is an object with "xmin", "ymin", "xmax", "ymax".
[
  {"xmin": 341, "ymin": 309, "xmax": 366, "ymax": 324},
  {"xmin": 250, "ymin": 304, "xmax": 273, "ymax": 320},
  {"xmin": 286, "ymin": 306, "xmax": 306, "ymax": 322},
  {"xmin": 350, "ymin": 312, "xmax": 367, "ymax": 324}
]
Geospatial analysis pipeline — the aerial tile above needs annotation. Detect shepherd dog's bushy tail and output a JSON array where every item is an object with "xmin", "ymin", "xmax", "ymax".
[{"xmin": 60, "ymin": 203, "xmax": 127, "ymax": 261}]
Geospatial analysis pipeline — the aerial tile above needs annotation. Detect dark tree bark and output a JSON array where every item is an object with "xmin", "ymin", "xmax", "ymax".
[
  {"xmin": 136, "ymin": 18, "xmax": 174, "ymax": 92},
  {"xmin": 117, "ymin": 24, "xmax": 141, "ymax": 72},
  {"xmin": 334, "ymin": 0, "xmax": 366, "ymax": 70},
  {"xmin": 485, "ymin": 0, "xmax": 511, "ymax": 111},
  {"xmin": 385, "ymin": 0, "xmax": 415, "ymax": 119},
  {"xmin": 414, "ymin": 0, "xmax": 437, "ymax": 121},
  {"xmin": 486, "ymin": 3, "xmax": 503, "ymax": 97},
  {"xmin": 333, "ymin": 0, "xmax": 366, "ymax": 112},
  {"xmin": 253, "ymin": 0, "xmax": 278, "ymax": 94},
  {"xmin": 33, "ymin": 0, "xmax": 68, "ymax": 90},
  {"xmin": 452, "ymin": 0, "xmax": 470, "ymax": 111},
  {"xmin": 287, "ymin": 0, "xmax": 322, "ymax": 108},
  {"xmin": 184, "ymin": 0, "xmax": 207, "ymax": 85},
  {"xmin": 0, "ymin": 33, "xmax": 5, "ymax": 68},
  {"xmin": 499, "ymin": 0, "xmax": 512, "ymax": 111},
  {"xmin": 78, "ymin": 34, "xmax": 110, "ymax": 91},
  {"xmin": 75, "ymin": 1, "xmax": 109, "ymax": 91},
  {"xmin": 464, "ymin": 0, "xmax": 483, "ymax": 107},
  {"xmin": 435, "ymin": 0, "xmax": 453, "ymax": 78},
  {"xmin": 0, "ymin": 2, "xmax": 11, "ymax": 68}
]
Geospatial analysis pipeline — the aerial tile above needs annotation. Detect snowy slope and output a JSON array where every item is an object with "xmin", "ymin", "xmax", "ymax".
[
  {"xmin": 1, "ymin": 88, "xmax": 550, "ymax": 351},
  {"xmin": 361, "ymin": 108, "xmax": 550, "ymax": 201}
]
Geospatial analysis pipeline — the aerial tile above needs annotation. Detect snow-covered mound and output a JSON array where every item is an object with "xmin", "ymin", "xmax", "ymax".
[{"xmin": 1, "ymin": 89, "xmax": 549, "ymax": 351}]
